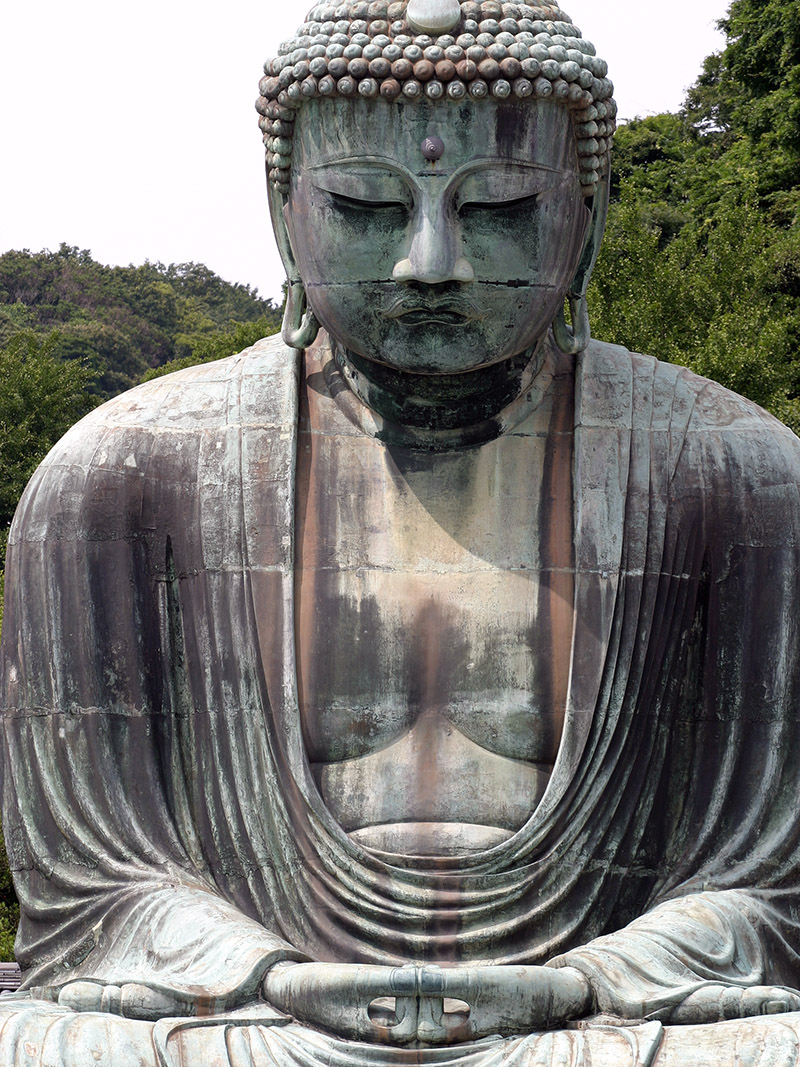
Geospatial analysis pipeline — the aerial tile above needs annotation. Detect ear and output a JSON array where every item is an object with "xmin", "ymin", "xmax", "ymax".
[
  {"xmin": 267, "ymin": 171, "xmax": 320, "ymax": 350},
  {"xmin": 568, "ymin": 170, "xmax": 611, "ymax": 305},
  {"xmin": 268, "ymin": 171, "xmax": 301, "ymax": 288},
  {"xmin": 552, "ymin": 171, "xmax": 610, "ymax": 355}
]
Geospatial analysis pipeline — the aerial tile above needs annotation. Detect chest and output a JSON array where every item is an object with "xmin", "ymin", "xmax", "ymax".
[{"xmin": 294, "ymin": 367, "xmax": 576, "ymax": 767}]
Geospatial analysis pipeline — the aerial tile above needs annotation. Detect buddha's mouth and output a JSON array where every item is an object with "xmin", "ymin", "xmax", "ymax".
[{"xmin": 381, "ymin": 297, "xmax": 484, "ymax": 327}]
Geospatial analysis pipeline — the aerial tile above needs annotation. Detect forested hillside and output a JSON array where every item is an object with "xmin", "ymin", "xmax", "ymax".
[
  {"xmin": 589, "ymin": 0, "xmax": 800, "ymax": 428},
  {"xmin": 0, "ymin": 246, "xmax": 282, "ymax": 398},
  {"xmin": 0, "ymin": 247, "xmax": 282, "ymax": 626},
  {"xmin": 0, "ymin": 0, "xmax": 797, "ymax": 960}
]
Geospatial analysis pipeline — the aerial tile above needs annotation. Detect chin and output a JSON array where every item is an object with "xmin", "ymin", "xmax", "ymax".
[
  {"xmin": 313, "ymin": 284, "xmax": 561, "ymax": 376},
  {"xmin": 374, "ymin": 343, "xmax": 503, "ymax": 377},
  {"xmin": 340, "ymin": 325, "xmax": 531, "ymax": 377}
]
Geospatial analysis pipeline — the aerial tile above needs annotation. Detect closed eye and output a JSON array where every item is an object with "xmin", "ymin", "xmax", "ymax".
[
  {"xmin": 328, "ymin": 191, "xmax": 409, "ymax": 211},
  {"xmin": 459, "ymin": 193, "xmax": 542, "ymax": 215}
]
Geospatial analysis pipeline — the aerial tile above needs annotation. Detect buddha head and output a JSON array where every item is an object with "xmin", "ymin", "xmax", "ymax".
[{"xmin": 257, "ymin": 0, "xmax": 615, "ymax": 376}]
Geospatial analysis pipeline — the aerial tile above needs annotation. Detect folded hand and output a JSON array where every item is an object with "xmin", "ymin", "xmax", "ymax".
[{"xmin": 262, "ymin": 962, "xmax": 593, "ymax": 1045}]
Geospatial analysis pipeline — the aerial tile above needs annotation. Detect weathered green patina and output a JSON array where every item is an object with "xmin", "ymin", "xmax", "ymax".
[{"xmin": 2, "ymin": 2, "xmax": 800, "ymax": 1065}]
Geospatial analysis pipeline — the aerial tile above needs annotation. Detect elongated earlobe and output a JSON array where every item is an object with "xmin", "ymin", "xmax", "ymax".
[
  {"xmin": 553, "ymin": 294, "xmax": 591, "ymax": 355},
  {"xmin": 552, "ymin": 172, "xmax": 610, "ymax": 355},
  {"xmin": 267, "ymin": 170, "xmax": 320, "ymax": 351},
  {"xmin": 282, "ymin": 281, "xmax": 320, "ymax": 351}
]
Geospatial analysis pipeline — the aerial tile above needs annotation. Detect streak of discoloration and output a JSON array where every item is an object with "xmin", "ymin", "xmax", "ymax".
[{"xmin": 295, "ymin": 338, "xmax": 575, "ymax": 864}]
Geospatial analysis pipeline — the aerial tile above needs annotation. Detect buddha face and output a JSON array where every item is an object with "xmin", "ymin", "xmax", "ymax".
[{"xmin": 283, "ymin": 97, "xmax": 590, "ymax": 375}]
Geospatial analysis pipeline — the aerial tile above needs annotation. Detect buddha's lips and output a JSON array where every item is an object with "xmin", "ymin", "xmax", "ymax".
[{"xmin": 381, "ymin": 297, "xmax": 485, "ymax": 327}]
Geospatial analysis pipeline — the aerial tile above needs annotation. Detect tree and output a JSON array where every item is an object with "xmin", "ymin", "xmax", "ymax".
[
  {"xmin": 590, "ymin": 0, "xmax": 800, "ymax": 430},
  {"xmin": 142, "ymin": 317, "xmax": 281, "ymax": 382},
  {"xmin": 591, "ymin": 190, "xmax": 800, "ymax": 430},
  {"xmin": 686, "ymin": 0, "xmax": 800, "ymax": 213},
  {"xmin": 0, "ymin": 246, "xmax": 283, "ymax": 399},
  {"xmin": 0, "ymin": 330, "xmax": 96, "ymax": 528}
]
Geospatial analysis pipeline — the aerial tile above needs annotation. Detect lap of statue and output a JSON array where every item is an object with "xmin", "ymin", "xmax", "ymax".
[{"xmin": 2, "ymin": 995, "xmax": 800, "ymax": 1067}]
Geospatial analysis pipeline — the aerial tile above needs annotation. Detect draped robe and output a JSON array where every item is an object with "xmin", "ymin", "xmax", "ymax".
[{"xmin": 2, "ymin": 333, "xmax": 800, "ymax": 1065}]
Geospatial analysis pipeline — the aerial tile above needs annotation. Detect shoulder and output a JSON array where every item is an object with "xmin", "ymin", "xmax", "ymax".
[
  {"xmin": 9, "ymin": 334, "xmax": 299, "ymax": 542},
  {"xmin": 30, "ymin": 333, "xmax": 296, "ymax": 471},
  {"xmin": 657, "ymin": 354, "xmax": 800, "ymax": 491},
  {"xmin": 586, "ymin": 341, "xmax": 800, "ymax": 543},
  {"xmin": 585, "ymin": 339, "xmax": 800, "ymax": 481},
  {"xmin": 57, "ymin": 332, "xmax": 296, "ymax": 452}
]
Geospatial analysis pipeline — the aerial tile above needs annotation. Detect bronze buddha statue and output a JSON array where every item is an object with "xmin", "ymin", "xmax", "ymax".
[{"xmin": 3, "ymin": 2, "xmax": 800, "ymax": 1064}]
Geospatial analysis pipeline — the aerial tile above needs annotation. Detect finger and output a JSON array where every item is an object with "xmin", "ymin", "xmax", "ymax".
[
  {"xmin": 264, "ymin": 963, "xmax": 401, "ymax": 1006},
  {"xmin": 673, "ymin": 985, "xmax": 800, "ymax": 1025},
  {"xmin": 371, "ymin": 995, "xmax": 419, "ymax": 1044},
  {"xmin": 436, "ymin": 966, "xmax": 591, "ymax": 1032},
  {"xmin": 263, "ymin": 964, "xmax": 411, "ymax": 1042},
  {"xmin": 58, "ymin": 982, "xmax": 105, "ymax": 1013},
  {"xmin": 118, "ymin": 984, "xmax": 196, "ymax": 1021},
  {"xmin": 671, "ymin": 985, "xmax": 733, "ymax": 1024},
  {"xmin": 57, "ymin": 981, "xmax": 192, "ymax": 1020},
  {"xmin": 743, "ymin": 987, "xmax": 800, "ymax": 1019}
]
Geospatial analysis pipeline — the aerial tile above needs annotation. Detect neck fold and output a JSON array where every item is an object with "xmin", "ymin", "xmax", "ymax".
[{"xmin": 328, "ymin": 338, "xmax": 555, "ymax": 451}]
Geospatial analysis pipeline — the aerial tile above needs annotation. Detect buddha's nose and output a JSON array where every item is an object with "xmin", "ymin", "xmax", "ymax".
[{"xmin": 392, "ymin": 204, "xmax": 475, "ymax": 286}]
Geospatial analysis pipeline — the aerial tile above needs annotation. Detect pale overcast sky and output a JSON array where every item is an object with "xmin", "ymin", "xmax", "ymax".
[{"xmin": 0, "ymin": 1, "xmax": 726, "ymax": 303}]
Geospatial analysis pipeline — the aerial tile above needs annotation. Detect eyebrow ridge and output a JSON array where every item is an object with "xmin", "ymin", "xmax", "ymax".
[{"xmin": 309, "ymin": 156, "xmax": 564, "ymax": 180}]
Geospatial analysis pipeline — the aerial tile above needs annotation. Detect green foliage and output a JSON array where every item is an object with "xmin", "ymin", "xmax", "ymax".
[
  {"xmin": 591, "ymin": 186, "xmax": 800, "ymax": 428},
  {"xmin": 685, "ymin": 0, "xmax": 800, "ymax": 209},
  {"xmin": 0, "ymin": 331, "xmax": 97, "ymax": 528},
  {"xmin": 142, "ymin": 318, "xmax": 281, "ymax": 381},
  {"xmin": 0, "ymin": 245, "xmax": 283, "ymax": 399},
  {"xmin": 591, "ymin": 0, "xmax": 800, "ymax": 432}
]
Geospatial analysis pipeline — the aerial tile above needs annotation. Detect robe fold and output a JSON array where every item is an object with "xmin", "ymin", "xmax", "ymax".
[{"xmin": 2, "ymin": 333, "xmax": 800, "ymax": 1063}]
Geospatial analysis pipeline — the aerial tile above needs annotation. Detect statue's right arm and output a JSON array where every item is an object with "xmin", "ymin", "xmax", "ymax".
[{"xmin": 0, "ymin": 361, "xmax": 310, "ymax": 1016}]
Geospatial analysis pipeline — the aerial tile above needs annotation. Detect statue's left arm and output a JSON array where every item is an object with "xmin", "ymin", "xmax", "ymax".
[
  {"xmin": 549, "ymin": 380, "xmax": 800, "ymax": 1024},
  {"xmin": 548, "ymin": 891, "xmax": 800, "ymax": 1022}
]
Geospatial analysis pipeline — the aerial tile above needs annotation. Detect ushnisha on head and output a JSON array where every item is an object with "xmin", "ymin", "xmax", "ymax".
[{"xmin": 256, "ymin": 0, "xmax": 616, "ymax": 199}]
